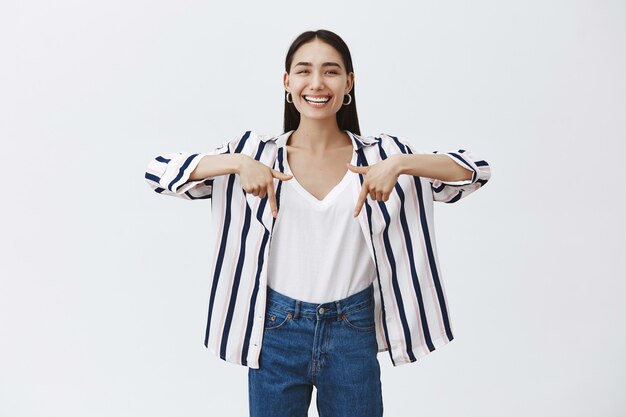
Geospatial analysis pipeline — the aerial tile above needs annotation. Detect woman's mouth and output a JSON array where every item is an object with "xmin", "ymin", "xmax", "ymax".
[{"xmin": 303, "ymin": 95, "xmax": 331, "ymax": 107}]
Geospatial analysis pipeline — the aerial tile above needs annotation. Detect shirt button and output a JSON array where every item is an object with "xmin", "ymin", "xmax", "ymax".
[{"xmin": 318, "ymin": 307, "xmax": 325, "ymax": 314}]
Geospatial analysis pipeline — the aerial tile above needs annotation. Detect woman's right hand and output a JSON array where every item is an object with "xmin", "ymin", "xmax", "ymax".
[{"xmin": 238, "ymin": 155, "xmax": 293, "ymax": 218}]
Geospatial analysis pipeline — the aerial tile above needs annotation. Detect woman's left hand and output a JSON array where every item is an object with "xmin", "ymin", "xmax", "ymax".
[{"xmin": 347, "ymin": 156, "xmax": 401, "ymax": 217}]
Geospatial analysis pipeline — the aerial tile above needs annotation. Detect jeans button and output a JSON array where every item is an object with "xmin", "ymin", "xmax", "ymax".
[{"xmin": 318, "ymin": 307, "xmax": 325, "ymax": 314}]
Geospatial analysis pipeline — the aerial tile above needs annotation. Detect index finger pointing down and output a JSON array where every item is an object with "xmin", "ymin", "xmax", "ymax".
[{"xmin": 267, "ymin": 181, "xmax": 277, "ymax": 218}]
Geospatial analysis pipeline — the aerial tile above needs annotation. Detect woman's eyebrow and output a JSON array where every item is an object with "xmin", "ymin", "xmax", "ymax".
[{"xmin": 294, "ymin": 61, "xmax": 343, "ymax": 69}]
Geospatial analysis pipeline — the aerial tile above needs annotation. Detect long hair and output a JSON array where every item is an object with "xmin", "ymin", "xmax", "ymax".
[{"xmin": 283, "ymin": 30, "xmax": 361, "ymax": 135}]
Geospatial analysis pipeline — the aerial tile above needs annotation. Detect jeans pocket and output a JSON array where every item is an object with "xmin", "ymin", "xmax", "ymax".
[
  {"xmin": 342, "ymin": 306, "xmax": 375, "ymax": 332},
  {"xmin": 264, "ymin": 307, "xmax": 292, "ymax": 331}
]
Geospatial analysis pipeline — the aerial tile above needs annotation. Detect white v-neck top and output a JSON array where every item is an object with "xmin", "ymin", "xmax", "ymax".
[{"xmin": 266, "ymin": 146, "xmax": 377, "ymax": 303}]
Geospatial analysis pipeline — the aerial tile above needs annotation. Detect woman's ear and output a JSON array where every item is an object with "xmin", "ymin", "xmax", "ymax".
[
  {"xmin": 283, "ymin": 71, "xmax": 290, "ymax": 91},
  {"xmin": 345, "ymin": 72, "xmax": 355, "ymax": 94}
]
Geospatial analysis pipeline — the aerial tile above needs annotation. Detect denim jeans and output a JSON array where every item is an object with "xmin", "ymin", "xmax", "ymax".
[{"xmin": 248, "ymin": 284, "xmax": 383, "ymax": 417}]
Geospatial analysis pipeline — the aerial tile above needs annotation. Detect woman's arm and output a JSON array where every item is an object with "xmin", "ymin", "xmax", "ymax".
[
  {"xmin": 401, "ymin": 147, "xmax": 491, "ymax": 204},
  {"xmin": 391, "ymin": 153, "xmax": 473, "ymax": 182},
  {"xmin": 188, "ymin": 154, "xmax": 247, "ymax": 180},
  {"xmin": 349, "ymin": 144, "xmax": 490, "ymax": 216}
]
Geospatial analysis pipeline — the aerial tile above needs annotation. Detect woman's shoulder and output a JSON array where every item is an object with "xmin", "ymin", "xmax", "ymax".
[
  {"xmin": 217, "ymin": 129, "xmax": 289, "ymax": 156},
  {"xmin": 227, "ymin": 129, "xmax": 271, "ymax": 142},
  {"xmin": 236, "ymin": 129, "xmax": 292, "ymax": 143},
  {"xmin": 348, "ymin": 130, "xmax": 405, "ymax": 142},
  {"xmin": 221, "ymin": 130, "xmax": 283, "ymax": 152},
  {"xmin": 349, "ymin": 131, "xmax": 414, "ymax": 153}
]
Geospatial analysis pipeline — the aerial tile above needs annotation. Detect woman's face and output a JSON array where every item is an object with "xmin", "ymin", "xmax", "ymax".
[{"xmin": 284, "ymin": 39, "xmax": 354, "ymax": 124}]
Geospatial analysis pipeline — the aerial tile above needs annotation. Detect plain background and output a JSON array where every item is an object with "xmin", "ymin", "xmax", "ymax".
[{"xmin": 1, "ymin": 0, "xmax": 625, "ymax": 416}]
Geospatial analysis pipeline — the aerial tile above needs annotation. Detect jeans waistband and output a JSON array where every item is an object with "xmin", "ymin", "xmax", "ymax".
[{"xmin": 266, "ymin": 284, "xmax": 374, "ymax": 320}]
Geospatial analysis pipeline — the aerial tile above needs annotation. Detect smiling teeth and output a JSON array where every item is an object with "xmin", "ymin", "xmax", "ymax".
[{"xmin": 304, "ymin": 96, "xmax": 330, "ymax": 103}]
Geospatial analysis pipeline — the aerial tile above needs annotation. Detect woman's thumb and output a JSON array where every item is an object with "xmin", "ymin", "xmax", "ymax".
[
  {"xmin": 346, "ymin": 163, "xmax": 367, "ymax": 173},
  {"xmin": 272, "ymin": 169, "xmax": 293, "ymax": 180}
]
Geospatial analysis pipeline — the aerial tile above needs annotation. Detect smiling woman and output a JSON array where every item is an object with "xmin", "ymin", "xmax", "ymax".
[
  {"xmin": 144, "ymin": 29, "xmax": 491, "ymax": 417},
  {"xmin": 283, "ymin": 30, "xmax": 360, "ymax": 136},
  {"xmin": 285, "ymin": 40, "xmax": 353, "ymax": 119}
]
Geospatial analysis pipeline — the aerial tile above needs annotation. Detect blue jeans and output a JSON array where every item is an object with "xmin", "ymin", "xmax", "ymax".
[{"xmin": 248, "ymin": 284, "xmax": 383, "ymax": 417}]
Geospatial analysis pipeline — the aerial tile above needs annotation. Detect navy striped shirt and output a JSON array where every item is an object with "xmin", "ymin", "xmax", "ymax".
[{"xmin": 145, "ymin": 130, "xmax": 491, "ymax": 368}]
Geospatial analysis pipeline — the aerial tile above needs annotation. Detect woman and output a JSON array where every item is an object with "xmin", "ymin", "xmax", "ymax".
[{"xmin": 145, "ymin": 29, "xmax": 490, "ymax": 417}]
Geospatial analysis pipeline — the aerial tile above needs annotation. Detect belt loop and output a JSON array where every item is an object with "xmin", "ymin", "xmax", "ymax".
[
  {"xmin": 335, "ymin": 300, "xmax": 342, "ymax": 321},
  {"xmin": 294, "ymin": 300, "xmax": 301, "ymax": 320}
]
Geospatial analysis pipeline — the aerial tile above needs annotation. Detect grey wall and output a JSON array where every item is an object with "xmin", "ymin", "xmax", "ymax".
[{"xmin": 1, "ymin": 0, "xmax": 624, "ymax": 416}]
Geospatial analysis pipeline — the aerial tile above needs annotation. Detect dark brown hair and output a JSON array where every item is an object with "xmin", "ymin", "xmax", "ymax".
[{"xmin": 283, "ymin": 29, "xmax": 361, "ymax": 135}]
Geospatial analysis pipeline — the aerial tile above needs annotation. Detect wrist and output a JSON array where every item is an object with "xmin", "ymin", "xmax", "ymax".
[
  {"xmin": 393, "ymin": 154, "xmax": 412, "ymax": 176},
  {"xmin": 233, "ymin": 154, "xmax": 251, "ymax": 174}
]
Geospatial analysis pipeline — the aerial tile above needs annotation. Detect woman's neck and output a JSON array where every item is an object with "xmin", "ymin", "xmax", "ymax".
[{"xmin": 289, "ymin": 117, "xmax": 350, "ymax": 154}]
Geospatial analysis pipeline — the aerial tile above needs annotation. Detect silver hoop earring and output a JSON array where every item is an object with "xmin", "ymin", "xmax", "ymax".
[
  {"xmin": 343, "ymin": 94, "xmax": 352, "ymax": 105},
  {"xmin": 286, "ymin": 92, "xmax": 293, "ymax": 104}
]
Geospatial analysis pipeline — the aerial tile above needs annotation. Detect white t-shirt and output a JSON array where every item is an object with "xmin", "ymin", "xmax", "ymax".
[{"xmin": 267, "ymin": 148, "xmax": 376, "ymax": 304}]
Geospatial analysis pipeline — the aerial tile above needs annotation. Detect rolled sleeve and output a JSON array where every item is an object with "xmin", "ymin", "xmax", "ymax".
[
  {"xmin": 430, "ymin": 149, "xmax": 491, "ymax": 203},
  {"xmin": 436, "ymin": 150, "xmax": 480, "ymax": 186},
  {"xmin": 145, "ymin": 138, "xmax": 231, "ymax": 200}
]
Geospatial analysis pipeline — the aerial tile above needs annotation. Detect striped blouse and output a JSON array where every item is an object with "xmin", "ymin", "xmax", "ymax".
[{"xmin": 144, "ymin": 130, "xmax": 491, "ymax": 368}]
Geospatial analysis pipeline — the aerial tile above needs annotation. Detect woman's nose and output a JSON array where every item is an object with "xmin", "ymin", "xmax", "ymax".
[{"xmin": 309, "ymin": 73, "xmax": 324, "ymax": 90}]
